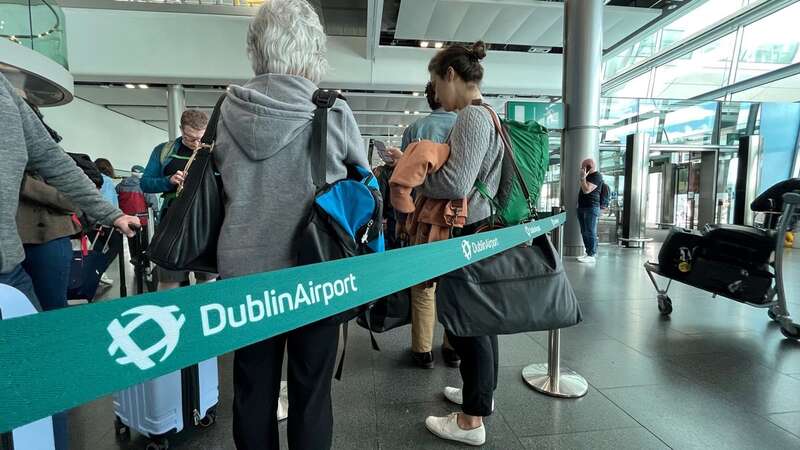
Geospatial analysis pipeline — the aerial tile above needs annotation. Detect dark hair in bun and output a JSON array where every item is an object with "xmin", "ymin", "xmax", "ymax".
[{"xmin": 428, "ymin": 40, "xmax": 487, "ymax": 84}]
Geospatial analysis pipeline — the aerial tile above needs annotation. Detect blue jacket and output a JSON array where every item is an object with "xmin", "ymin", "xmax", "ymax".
[
  {"xmin": 141, "ymin": 139, "xmax": 182, "ymax": 194},
  {"xmin": 401, "ymin": 109, "xmax": 458, "ymax": 151}
]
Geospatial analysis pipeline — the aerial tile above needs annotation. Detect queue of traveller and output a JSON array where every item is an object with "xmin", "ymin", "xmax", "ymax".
[{"xmin": 0, "ymin": 0, "xmax": 582, "ymax": 448}]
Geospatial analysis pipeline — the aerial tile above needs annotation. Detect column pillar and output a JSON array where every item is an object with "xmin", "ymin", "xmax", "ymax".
[
  {"xmin": 561, "ymin": 0, "xmax": 603, "ymax": 257},
  {"xmin": 167, "ymin": 84, "xmax": 186, "ymax": 141}
]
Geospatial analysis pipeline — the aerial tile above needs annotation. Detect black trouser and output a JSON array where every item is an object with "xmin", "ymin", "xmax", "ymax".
[
  {"xmin": 233, "ymin": 320, "xmax": 340, "ymax": 450},
  {"xmin": 445, "ymin": 331, "xmax": 499, "ymax": 417}
]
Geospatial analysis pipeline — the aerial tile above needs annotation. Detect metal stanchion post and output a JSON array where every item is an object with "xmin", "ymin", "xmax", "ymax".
[{"xmin": 522, "ymin": 207, "xmax": 588, "ymax": 398}]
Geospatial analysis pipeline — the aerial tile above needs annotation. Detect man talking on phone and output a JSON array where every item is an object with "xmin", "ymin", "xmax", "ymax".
[{"xmin": 577, "ymin": 158, "xmax": 603, "ymax": 263}]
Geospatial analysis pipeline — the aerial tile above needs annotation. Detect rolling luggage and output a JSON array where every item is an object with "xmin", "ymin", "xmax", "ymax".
[
  {"xmin": 657, "ymin": 227, "xmax": 704, "ymax": 280},
  {"xmin": 113, "ymin": 359, "xmax": 219, "ymax": 449},
  {"xmin": 113, "ymin": 235, "xmax": 219, "ymax": 450},
  {"xmin": 0, "ymin": 284, "xmax": 56, "ymax": 450}
]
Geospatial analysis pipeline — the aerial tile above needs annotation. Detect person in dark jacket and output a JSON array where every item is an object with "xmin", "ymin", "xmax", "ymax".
[
  {"xmin": 141, "ymin": 109, "xmax": 216, "ymax": 289},
  {"xmin": 214, "ymin": 1, "xmax": 368, "ymax": 448}
]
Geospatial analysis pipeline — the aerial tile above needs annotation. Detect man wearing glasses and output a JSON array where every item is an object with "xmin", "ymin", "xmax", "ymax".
[{"xmin": 141, "ymin": 109, "xmax": 216, "ymax": 290}]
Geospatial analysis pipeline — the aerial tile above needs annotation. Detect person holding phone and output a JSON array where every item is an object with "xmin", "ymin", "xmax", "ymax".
[
  {"xmin": 577, "ymin": 158, "xmax": 603, "ymax": 263},
  {"xmin": 141, "ymin": 109, "xmax": 217, "ymax": 289}
]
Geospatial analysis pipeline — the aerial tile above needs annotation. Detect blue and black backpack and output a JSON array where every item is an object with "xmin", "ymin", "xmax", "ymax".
[{"xmin": 296, "ymin": 91, "xmax": 385, "ymax": 376}]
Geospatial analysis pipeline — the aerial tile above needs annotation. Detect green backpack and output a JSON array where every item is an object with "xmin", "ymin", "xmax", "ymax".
[{"xmin": 475, "ymin": 106, "xmax": 550, "ymax": 225}]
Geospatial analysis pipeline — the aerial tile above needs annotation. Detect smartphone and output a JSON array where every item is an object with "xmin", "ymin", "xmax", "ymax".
[{"xmin": 373, "ymin": 140, "xmax": 394, "ymax": 164}]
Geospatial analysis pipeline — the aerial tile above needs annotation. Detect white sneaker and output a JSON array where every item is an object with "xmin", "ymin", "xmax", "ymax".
[
  {"xmin": 443, "ymin": 387, "xmax": 494, "ymax": 412},
  {"xmin": 577, "ymin": 255, "xmax": 596, "ymax": 263},
  {"xmin": 425, "ymin": 412, "xmax": 486, "ymax": 446},
  {"xmin": 277, "ymin": 380, "xmax": 288, "ymax": 421},
  {"xmin": 99, "ymin": 273, "xmax": 114, "ymax": 285}
]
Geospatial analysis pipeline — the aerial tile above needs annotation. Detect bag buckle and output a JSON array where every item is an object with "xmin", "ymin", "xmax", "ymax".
[{"xmin": 313, "ymin": 90, "xmax": 338, "ymax": 108}]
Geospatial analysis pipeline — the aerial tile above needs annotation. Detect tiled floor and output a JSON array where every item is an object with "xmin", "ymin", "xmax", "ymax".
[{"xmin": 70, "ymin": 244, "xmax": 800, "ymax": 449}]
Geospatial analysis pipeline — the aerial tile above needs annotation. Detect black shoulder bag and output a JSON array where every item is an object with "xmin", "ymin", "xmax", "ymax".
[{"xmin": 148, "ymin": 94, "xmax": 226, "ymax": 273}]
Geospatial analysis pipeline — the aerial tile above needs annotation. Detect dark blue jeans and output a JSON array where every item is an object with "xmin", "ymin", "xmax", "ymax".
[
  {"xmin": 22, "ymin": 237, "xmax": 72, "ymax": 312},
  {"xmin": 577, "ymin": 206, "xmax": 600, "ymax": 256},
  {"xmin": 19, "ymin": 237, "xmax": 72, "ymax": 450}
]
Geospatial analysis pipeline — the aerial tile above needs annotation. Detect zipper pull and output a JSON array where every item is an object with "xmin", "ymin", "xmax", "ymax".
[{"xmin": 361, "ymin": 219, "xmax": 374, "ymax": 244}]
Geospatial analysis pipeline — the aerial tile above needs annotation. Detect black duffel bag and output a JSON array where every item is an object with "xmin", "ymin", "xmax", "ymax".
[
  {"xmin": 148, "ymin": 94, "xmax": 226, "ymax": 273},
  {"xmin": 357, "ymin": 288, "xmax": 412, "ymax": 333},
  {"xmin": 437, "ymin": 233, "xmax": 581, "ymax": 337}
]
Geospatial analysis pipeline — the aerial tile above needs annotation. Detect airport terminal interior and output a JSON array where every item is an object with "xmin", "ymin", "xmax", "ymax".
[{"xmin": 2, "ymin": 0, "xmax": 800, "ymax": 449}]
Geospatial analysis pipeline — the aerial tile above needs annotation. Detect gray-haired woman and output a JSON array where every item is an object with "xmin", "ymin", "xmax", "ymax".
[{"xmin": 213, "ymin": 0, "xmax": 368, "ymax": 449}]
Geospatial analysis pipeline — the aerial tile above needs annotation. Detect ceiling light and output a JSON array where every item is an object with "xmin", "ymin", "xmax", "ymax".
[
  {"xmin": 413, "ymin": 111, "xmax": 420, "ymax": 115},
  {"xmin": 404, "ymin": 110, "xmax": 410, "ymax": 115},
  {"xmin": 138, "ymin": 84, "xmax": 149, "ymax": 89},
  {"xmin": 124, "ymin": 84, "xmax": 136, "ymax": 89},
  {"xmin": 434, "ymin": 42, "xmax": 443, "ymax": 49},
  {"xmin": 412, "ymin": 92, "xmax": 420, "ymax": 96},
  {"xmin": 420, "ymin": 41, "xmax": 429, "ymax": 48}
]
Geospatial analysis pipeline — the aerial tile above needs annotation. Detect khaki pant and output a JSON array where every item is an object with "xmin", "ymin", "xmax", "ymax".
[{"xmin": 410, "ymin": 284, "xmax": 452, "ymax": 353}]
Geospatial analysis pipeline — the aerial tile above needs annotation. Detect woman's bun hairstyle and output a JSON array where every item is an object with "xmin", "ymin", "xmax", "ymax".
[{"xmin": 428, "ymin": 41, "xmax": 487, "ymax": 83}]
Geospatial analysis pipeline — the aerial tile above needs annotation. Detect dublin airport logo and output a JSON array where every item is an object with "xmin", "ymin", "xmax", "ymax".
[
  {"xmin": 107, "ymin": 305, "xmax": 186, "ymax": 370},
  {"xmin": 461, "ymin": 240, "xmax": 473, "ymax": 260}
]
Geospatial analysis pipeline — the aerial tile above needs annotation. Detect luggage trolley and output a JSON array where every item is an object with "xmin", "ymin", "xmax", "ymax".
[{"xmin": 644, "ymin": 180, "xmax": 800, "ymax": 340}]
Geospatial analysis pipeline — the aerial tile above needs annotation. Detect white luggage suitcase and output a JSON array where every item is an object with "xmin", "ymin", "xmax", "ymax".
[
  {"xmin": 113, "ymin": 358, "xmax": 219, "ymax": 450},
  {"xmin": 0, "ymin": 284, "xmax": 56, "ymax": 450}
]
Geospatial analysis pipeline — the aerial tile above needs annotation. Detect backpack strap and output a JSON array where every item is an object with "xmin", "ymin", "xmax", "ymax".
[
  {"xmin": 159, "ymin": 140, "xmax": 176, "ymax": 164},
  {"xmin": 477, "ymin": 104, "xmax": 535, "ymax": 218},
  {"xmin": 311, "ymin": 89, "xmax": 342, "ymax": 189}
]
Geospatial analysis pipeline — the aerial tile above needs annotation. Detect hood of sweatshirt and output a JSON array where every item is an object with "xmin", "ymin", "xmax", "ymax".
[{"xmin": 221, "ymin": 74, "xmax": 327, "ymax": 162}]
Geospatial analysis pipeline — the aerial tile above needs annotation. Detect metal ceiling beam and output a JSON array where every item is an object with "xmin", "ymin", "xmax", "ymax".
[
  {"xmin": 603, "ymin": 0, "xmax": 707, "ymax": 61},
  {"xmin": 58, "ymin": 0, "xmax": 257, "ymax": 16},
  {"xmin": 602, "ymin": 0, "xmax": 799, "ymax": 94},
  {"xmin": 366, "ymin": 0, "xmax": 383, "ymax": 61},
  {"xmin": 689, "ymin": 62, "xmax": 800, "ymax": 100}
]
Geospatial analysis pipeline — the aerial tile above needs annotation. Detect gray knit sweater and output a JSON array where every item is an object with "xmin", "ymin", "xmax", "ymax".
[
  {"xmin": 0, "ymin": 74, "xmax": 122, "ymax": 274},
  {"xmin": 417, "ymin": 105, "xmax": 504, "ymax": 225}
]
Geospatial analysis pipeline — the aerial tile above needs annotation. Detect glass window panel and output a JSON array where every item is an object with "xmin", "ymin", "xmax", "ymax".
[
  {"xmin": 651, "ymin": 33, "xmax": 737, "ymax": 99},
  {"xmin": 734, "ymin": 2, "xmax": 800, "ymax": 83},
  {"xmin": 606, "ymin": 72, "xmax": 651, "ymax": 98},
  {"xmin": 731, "ymin": 72, "xmax": 800, "ymax": 102},
  {"xmin": 604, "ymin": 33, "xmax": 658, "ymax": 79},
  {"xmin": 658, "ymin": 0, "xmax": 748, "ymax": 52},
  {"xmin": 718, "ymin": 102, "xmax": 754, "ymax": 146}
]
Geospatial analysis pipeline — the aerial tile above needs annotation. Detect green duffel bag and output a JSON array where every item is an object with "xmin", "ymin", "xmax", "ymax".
[{"xmin": 475, "ymin": 105, "xmax": 550, "ymax": 225}]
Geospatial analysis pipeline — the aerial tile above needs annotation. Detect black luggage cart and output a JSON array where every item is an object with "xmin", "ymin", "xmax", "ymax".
[{"xmin": 644, "ymin": 188, "xmax": 799, "ymax": 341}]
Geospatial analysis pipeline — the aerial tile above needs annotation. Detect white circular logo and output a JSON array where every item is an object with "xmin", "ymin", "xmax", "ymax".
[
  {"xmin": 461, "ymin": 240, "xmax": 473, "ymax": 261},
  {"xmin": 107, "ymin": 305, "xmax": 186, "ymax": 370}
]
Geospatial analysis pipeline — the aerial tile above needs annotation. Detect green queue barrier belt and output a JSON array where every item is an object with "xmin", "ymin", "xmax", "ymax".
[{"xmin": 0, "ymin": 213, "xmax": 565, "ymax": 432}]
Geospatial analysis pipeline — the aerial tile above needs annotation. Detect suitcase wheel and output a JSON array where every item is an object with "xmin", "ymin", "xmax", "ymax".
[
  {"xmin": 768, "ymin": 307, "xmax": 779, "ymax": 322},
  {"xmin": 145, "ymin": 437, "xmax": 169, "ymax": 450},
  {"xmin": 114, "ymin": 416, "xmax": 130, "ymax": 442},
  {"xmin": 780, "ymin": 323, "xmax": 800, "ymax": 340},
  {"xmin": 198, "ymin": 406, "xmax": 217, "ymax": 428},
  {"xmin": 657, "ymin": 295, "xmax": 673, "ymax": 316}
]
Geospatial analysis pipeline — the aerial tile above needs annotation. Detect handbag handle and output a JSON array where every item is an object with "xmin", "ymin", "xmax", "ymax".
[{"xmin": 476, "ymin": 103, "xmax": 535, "ymax": 218}]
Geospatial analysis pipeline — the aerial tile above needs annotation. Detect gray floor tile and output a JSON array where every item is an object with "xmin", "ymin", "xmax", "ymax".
[
  {"xmin": 557, "ymin": 339, "xmax": 689, "ymax": 389},
  {"xmin": 375, "ymin": 401, "xmax": 524, "ymax": 450},
  {"xmin": 519, "ymin": 427, "xmax": 669, "ymax": 450},
  {"xmin": 498, "ymin": 333, "xmax": 548, "ymax": 367},
  {"xmin": 494, "ymin": 367, "xmax": 638, "ymax": 437},
  {"xmin": 662, "ymin": 353, "xmax": 800, "ymax": 415},
  {"xmin": 767, "ymin": 411, "xmax": 800, "ymax": 439},
  {"xmin": 603, "ymin": 383, "xmax": 800, "ymax": 449}
]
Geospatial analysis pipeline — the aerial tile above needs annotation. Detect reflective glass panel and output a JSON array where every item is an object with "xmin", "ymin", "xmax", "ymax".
[
  {"xmin": 652, "ymin": 33, "xmax": 737, "ymax": 99},
  {"xmin": 734, "ymin": 2, "xmax": 800, "ymax": 83}
]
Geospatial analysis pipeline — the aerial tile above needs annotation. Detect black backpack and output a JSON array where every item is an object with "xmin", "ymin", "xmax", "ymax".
[
  {"xmin": 599, "ymin": 182, "xmax": 611, "ymax": 209},
  {"xmin": 68, "ymin": 152, "xmax": 104, "ymax": 188}
]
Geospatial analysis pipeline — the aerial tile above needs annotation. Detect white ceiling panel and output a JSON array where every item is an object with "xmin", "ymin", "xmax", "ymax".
[
  {"xmin": 395, "ymin": 0, "xmax": 661, "ymax": 49},
  {"xmin": 75, "ymin": 85, "xmax": 167, "ymax": 106}
]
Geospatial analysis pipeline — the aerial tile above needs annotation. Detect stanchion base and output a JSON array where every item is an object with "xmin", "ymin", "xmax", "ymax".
[{"xmin": 522, "ymin": 363, "xmax": 588, "ymax": 398}]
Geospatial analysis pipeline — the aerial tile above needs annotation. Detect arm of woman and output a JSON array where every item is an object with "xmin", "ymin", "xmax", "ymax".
[{"xmin": 417, "ymin": 106, "xmax": 491, "ymax": 199}]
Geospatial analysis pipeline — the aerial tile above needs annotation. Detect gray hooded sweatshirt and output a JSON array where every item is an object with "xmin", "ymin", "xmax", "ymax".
[{"xmin": 214, "ymin": 74, "xmax": 368, "ymax": 280}]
